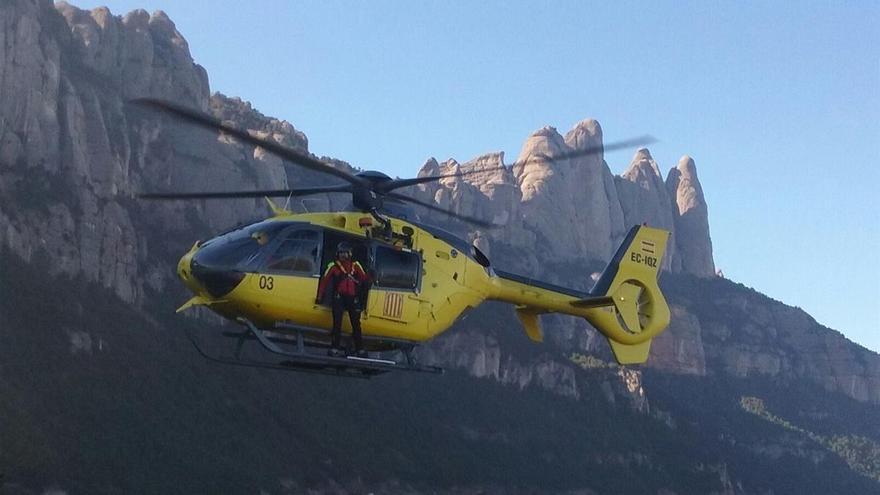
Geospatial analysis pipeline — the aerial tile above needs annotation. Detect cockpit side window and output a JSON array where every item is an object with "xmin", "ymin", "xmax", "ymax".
[{"xmin": 265, "ymin": 229, "xmax": 320, "ymax": 275}]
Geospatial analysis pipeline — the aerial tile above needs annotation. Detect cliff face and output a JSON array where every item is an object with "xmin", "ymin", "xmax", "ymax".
[
  {"xmin": 0, "ymin": 1, "xmax": 309, "ymax": 305},
  {"xmin": 0, "ymin": 2, "xmax": 878, "ymax": 493}
]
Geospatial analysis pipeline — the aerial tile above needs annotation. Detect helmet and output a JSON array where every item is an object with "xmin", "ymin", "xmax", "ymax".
[{"xmin": 336, "ymin": 242, "xmax": 353, "ymax": 255}]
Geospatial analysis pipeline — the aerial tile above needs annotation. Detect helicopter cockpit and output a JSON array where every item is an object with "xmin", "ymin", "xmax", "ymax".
[{"xmin": 194, "ymin": 221, "xmax": 288, "ymax": 270}]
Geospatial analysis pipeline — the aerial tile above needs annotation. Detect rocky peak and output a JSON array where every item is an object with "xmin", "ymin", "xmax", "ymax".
[
  {"xmin": 423, "ymin": 158, "xmax": 487, "ymax": 227},
  {"xmin": 513, "ymin": 126, "xmax": 567, "ymax": 200},
  {"xmin": 145, "ymin": 10, "xmax": 179, "ymax": 39},
  {"xmin": 512, "ymin": 123, "xmax": 623, "ymax": 261},
  {"xmin": 563, "ymin": 118, "xmax": 603, "ymax": 152},
  {"xmin": 459, "ymin": 152, "xmax": 514, "ymax": 194},
  {"xmin": 459, "ymin": 153, "xmax": 523, "ymax": 240},
  {"xmin": 676, "ymin": 154, "xmax": 697, "ymax": 176},
  {"xmin": 209, "ymin": 93, "xmax": 308, "ymax": 152},
  {"xmin": 417, "ymin": 157, "xmax": 441, "ymax": 177},
  {"xmin": 409, "ymin": 154, "xmax": 527, "ymax": 248},
  {"xmin": 622, "ymin": 148, "xmax": 663, "ymax": 183},
  {"xmin": 122, "ymin": 8, "xmax": 149, "ymax": 28},
  {"xmin": 529, "ymin": 125, "xmax": 563, "ymax": 140},
  {"xmin": 412, "ymin": 157, "xmax": 441, "ymax": 201},
  {"xmin": 564, "ymin": 118, "xmax": 627, "ymax": 257},
  {"xmin": 439, "ymin": 158, "xmax": 463, "ymax": 186},
  {"xmin": 57, "ymin": 1, "xmax": 209, "ymax": 106},
  {"xmin": 666, "ymin": 155, "xmax": 715, "ymax": 277},
  {"xmin": 614, "ymin": 148, "xmax": 678, "ymax": 270}
]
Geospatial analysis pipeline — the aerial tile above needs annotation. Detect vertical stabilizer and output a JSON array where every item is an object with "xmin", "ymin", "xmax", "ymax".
[{"xmin": 584, "ymin": 225, "xmax": 671, "ymax": 364}]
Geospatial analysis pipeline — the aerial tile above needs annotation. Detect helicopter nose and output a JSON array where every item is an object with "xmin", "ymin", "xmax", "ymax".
[
  {"xmin": 189, "ymin": 260, "xmax": 245, "ymax": 298},
  {"xmin": 177, "ymin": 243, "xmax": 202, "ymax": 293},
  {"xmin": 176, "ymin": 242, "xmax": 244, "ymax": 298}
]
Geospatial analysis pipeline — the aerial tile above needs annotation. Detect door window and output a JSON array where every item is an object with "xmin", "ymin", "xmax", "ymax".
[{"xmin": 374, "ymin": 246, "xmax": 420, "ymax": 291}]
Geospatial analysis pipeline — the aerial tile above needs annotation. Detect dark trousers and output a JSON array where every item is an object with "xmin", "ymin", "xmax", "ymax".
[{"xmin": 331, "ymin": 295, "xmax": 362, "ymax": 350}]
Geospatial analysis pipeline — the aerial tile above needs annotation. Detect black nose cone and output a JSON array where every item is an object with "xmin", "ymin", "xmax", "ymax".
[{"xmin": 190, "ymin": 260, "xmax": 245, "ymax": 298}]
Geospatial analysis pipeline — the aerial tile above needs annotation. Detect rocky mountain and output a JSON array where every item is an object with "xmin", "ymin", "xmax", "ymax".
[
  {"xmin": 666, "ymin": 155, "xmax": 714, "ymax": 277},
  {"xmin": 0, "ymin": 1, "xmax": 878, "ymax": 494}
]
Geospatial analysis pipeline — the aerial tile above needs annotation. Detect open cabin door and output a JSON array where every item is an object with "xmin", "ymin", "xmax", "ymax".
[{"xmin": 316, "ymin": 229, "xmax": 373, "ymax": 306}]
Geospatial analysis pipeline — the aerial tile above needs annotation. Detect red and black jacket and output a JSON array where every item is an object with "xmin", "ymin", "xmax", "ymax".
[{"xmin": 318, "ymin": 259, "xmax": 370, "ymax": 300}]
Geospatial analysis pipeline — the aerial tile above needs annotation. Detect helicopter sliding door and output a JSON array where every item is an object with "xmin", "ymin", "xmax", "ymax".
[{"xmin": 366, "ymin": 244, "xmax": 421, "ymax": 323}]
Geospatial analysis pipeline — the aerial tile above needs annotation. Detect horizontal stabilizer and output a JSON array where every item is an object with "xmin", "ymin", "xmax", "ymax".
[{"xmin": 569, "ymin": 296, "xmax": 614, "ymax": 309}]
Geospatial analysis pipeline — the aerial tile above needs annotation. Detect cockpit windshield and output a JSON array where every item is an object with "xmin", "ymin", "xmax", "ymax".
[{"xmin": 194, "ymin": 220, "xmax": 290, "ymax": 271}]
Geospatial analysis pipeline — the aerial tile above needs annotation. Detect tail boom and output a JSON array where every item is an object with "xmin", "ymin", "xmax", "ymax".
[{"xmin": 487, "ymin": 225, "xmax": 671, "ymax": 364}]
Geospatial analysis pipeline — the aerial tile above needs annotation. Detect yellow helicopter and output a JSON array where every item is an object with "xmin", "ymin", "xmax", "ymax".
[{"xmin": 136, "ymin": 99, "xmax": 671, "ymax": 377}]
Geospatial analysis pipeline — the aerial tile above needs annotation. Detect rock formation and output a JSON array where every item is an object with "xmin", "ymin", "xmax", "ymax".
[
  {"xmin": 0, "ymin": 1, "xmax": 312, "ymax": 303},
  {"xmin": 666, "ymin": 155, "xmax": 715, "ymax": 277},
  {"xmin": 422, "ymin": 127, "xmax": 715, "ymax": 279},
  {"xmin": 513, "ymin": 123, "xmax": 620, "ymax": 261},
  {"xmin": 614, "ymin": 148, "xmax": 679, "ymax": 271}
]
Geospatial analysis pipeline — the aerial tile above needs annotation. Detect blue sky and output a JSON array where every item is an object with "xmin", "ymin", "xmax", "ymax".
[{"xmin": 74, "ymin": 1, "xmax": 879, "ymax": 353}]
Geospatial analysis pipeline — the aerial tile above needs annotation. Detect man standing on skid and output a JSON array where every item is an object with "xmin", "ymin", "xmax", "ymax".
[{"xmin": 318, "ymin": 242, "xmax": 370, "ymax": 357}]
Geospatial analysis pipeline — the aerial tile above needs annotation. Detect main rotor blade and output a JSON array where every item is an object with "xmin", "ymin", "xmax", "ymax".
[
  {"xmin": 131, "ymin": 98, "xmax": 366, "ymax": 187},
  {"xmin": 379, "ymin": 135, "xmax": 656, "ymax": 192},
  {"xmin": 138, "ymin": 184, "xmax": 353, "ymax": 200},
  {"xmin": 385, "ymin": 192, "xmax": 497, "ymax": 229},
  {"xmin": 513, "ymin": 134, "xmax": 656, "ymax": 166}
]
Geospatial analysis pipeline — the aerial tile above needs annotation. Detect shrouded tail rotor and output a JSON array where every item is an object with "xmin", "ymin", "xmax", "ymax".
[{"xmin": 581, "ymin": 225, "xmax": 671, "ymax": 364}]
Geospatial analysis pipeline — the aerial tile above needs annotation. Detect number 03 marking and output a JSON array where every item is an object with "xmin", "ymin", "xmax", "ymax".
[{"xmin": 259, "ymin": 275, "xmax": 274, "ymax": 290}]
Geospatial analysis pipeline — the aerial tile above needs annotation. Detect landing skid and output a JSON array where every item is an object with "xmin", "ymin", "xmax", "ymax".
[{"xmin": 183, "ymin": 318, "xmax": 443, "ymax": 378}]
